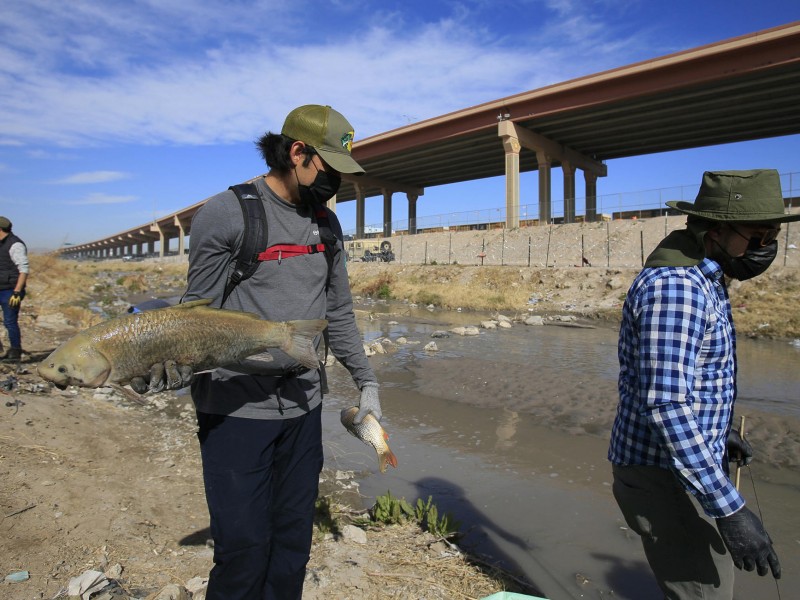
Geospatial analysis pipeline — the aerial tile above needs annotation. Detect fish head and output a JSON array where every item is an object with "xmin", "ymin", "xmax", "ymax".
[{"xmin": 37, "ymin": 340, "xmax": 112, "ymax": 390}]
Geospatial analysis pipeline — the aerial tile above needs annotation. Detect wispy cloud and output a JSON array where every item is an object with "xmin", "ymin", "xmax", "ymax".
[
  {"xmin": 0, "ymin": 1, "xmax": 648, "ymax": 148},
  {"xmin": 52, "ymin": 171, "xmax": 131, "ymax": 184},
  {"xmin": 67, "ymin": 193, "xmax": 137, "ymax": 205}
]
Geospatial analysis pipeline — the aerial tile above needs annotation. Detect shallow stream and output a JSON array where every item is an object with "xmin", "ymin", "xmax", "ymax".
[{"xmin": 322, "ymin": 301, "xmax": 800, "ymax": 600}]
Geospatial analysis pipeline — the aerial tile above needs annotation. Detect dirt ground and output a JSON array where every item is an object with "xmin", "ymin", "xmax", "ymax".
[
  {"xmin": 1, "ymin": 257, "xmax": 797, "ymax": 599},
  {"xmin": 0, "ymin": 258, "xmax": 534, "ymax": 600}
]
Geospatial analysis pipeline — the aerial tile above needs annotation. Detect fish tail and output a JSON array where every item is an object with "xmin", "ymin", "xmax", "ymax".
[
  {"xmin": 379, "ymin": 448, "xmax": 399, "ymax": 473},
  {"xmin": 282, "ymin": 319, "xmax": 328, "ymax": 370}
]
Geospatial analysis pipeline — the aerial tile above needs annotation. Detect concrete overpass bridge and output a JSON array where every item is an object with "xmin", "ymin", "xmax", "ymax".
[{"xmin": 61, "ymin": 22, "xmax": 800, "ymax": 259}]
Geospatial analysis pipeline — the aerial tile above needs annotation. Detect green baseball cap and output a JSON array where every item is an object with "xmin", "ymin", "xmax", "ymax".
[
  {"xmin": 0, "ymin": 217, "xmax": 11, "ymax": 230},
  {"xmin": 667, "ymin": 169, "xmax": 800, "ymax": 223},
  {"xmin": 281, "ymin": 105, "xmax": 365, "ymax": 175}
]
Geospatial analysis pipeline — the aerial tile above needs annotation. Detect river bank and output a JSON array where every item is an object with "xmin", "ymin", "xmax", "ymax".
[{"xmin": 1, "ymin": 256, "xmax": 798, "ymax": 599}]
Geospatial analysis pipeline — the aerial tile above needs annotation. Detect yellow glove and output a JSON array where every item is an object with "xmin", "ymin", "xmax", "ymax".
[{"xmin": 8, "ymin": 292, "xmax": 22, "ymax": 309}]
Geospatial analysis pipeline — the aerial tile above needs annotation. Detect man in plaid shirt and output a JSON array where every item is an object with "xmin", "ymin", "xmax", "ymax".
[{"xmin": 609, "ymin": 169, "xmax": 798, "ymax": 599}]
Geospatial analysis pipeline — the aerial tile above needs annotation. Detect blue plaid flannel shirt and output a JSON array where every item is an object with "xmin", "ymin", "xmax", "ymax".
[{"xmin": 608, "ymin": 258, "xmax": 744, "ymax": 518}]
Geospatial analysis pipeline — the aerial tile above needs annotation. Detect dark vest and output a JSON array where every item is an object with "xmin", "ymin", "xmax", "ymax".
[{"xmin": 0, "ymin": 233, "xmax": 25, "ymax": 290}]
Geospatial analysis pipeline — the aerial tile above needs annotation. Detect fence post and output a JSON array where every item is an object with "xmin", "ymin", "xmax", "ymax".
[
  {"xmin": 784, "ymin": 223, "xmax": 790, "ymax": 266},
  {"xmin": 640, "ymin": 230, "xmax": 645, "ymax": 266},
  {"xmin": 545, "ymin": 225, "xmax": 552, "ymax": 268},
  {"xmin": 581, "ymin": 234, "xmax": 585, "ymax": 267},
  {"xmin": 448, "ymin": 232, "xmax": 452, "ymax": 265},
  {"xmin": 501, "ymin": 229, "xmax": 505, "ymax": 266},
  {"xmin": 606, "ymin": 221, "xmax": 611, "ymax": 267},
  {"xmin": 424, "ymin": 241, "xmax": 428, "ymax": 265},
  {"xmin": 528, "ymin": 236, "xmax": 531, "ymax": 268}
]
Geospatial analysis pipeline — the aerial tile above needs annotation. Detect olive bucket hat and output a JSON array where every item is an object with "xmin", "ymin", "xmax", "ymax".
[
  {"xmin": 281, "ymin": 105, "xmax": 365, "ymax": 175},
  {"xmin": 666, "ymin": 169, "xmax": 800, "ymax": 223}
]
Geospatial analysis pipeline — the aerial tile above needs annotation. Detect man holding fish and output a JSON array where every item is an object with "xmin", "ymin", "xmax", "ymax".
[
  {"xmin": 182, "ymin": 105, "xmax": 381, "ymax": 600},
  {"xmin": 35, "ymin": 105, "xmax": 387, "ymax": 599}
]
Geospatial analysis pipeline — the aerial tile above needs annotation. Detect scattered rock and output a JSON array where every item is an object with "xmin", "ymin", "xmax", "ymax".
[
  {"xmin": 152, "ymin": 583, "xmax": 189, "ymax": 600},
  {"xmin": 450, "ymin": 326, "xmax": 480, "ymax": 336},
  {"xmin": 341, "ymin": 524, "xmax": 367, "ymax": 544}
]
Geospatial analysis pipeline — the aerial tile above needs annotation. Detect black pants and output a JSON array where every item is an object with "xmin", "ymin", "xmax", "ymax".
[{"xmin": 197, "ymin": 405, "xmax": 323, "ymax": 600}]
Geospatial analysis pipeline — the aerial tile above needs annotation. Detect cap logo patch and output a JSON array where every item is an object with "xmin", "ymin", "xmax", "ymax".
[{"xmin": 340, "ymin": 131, "xmax": 354, "ymax": 153}]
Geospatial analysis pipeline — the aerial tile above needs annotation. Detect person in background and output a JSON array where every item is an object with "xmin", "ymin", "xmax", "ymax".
[
  {"xmin": 608, "ymin": 169, "xmax": 797, "ymax": 599},
  {"xmin": 0, "ymin": 217, "xmax": 28, "ymax": 362},
  {"xmin": 178, "ymin": 105, "xmax": 380, "ymax": 600}
]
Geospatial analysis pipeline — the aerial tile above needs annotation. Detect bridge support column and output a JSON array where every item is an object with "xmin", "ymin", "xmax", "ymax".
[
  {"xmin": 326, "ymin": 194, "xmax": 337, "ymax": 213},
  {"xmin": 537, "ymin": 151, "xmax": 552, "ymax": 224},
  {"xmin": 407, "ymin": 193, "xmax": 418, "ymax": 234},
  {"xmin": 584, "ymin": 171, "xmax": 598, "ymax": 222},
  {"xmin": 355, "ymin": 184, "xmax": 365, "ymax": 239},
  {"xmin": 382, "ymin": 189, "xmax": 393, "ymax": 237},
  {"xmin": 501, "ymin": 134, "xmax": 521, "ymax": 229},
  {"xmin": 563, "ymin": 161, "xmax": 576, "ymax": 224}
]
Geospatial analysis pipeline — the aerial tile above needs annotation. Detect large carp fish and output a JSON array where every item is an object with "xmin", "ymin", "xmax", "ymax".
[
  {"xmin": 37, "ymin": 299, "xmax": 327, "ymax": 391},
  {"xmin": 340, "ymin": 406, "xmax": 398, "ymax": 473}
]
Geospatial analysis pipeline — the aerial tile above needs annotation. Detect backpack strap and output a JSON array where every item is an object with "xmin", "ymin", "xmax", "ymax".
[
  {"xmin": 313, "ymin": 205, "xmax": 338, "ymax": 293},
  {"xmin": 221, "ymin": 183, "xmax": 267, "ymax": 307}
]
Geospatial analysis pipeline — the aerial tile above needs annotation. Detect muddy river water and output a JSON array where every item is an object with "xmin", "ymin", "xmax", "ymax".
[{"xmin": 322, "ymin": 302, "xmax": 800, "ymax": 600}]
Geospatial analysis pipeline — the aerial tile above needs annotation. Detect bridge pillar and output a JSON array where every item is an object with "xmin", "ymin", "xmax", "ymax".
[
  {"xmin": 355, "ymin": 184, "xmax": 365, "ymax": 239},
  {"xmin": 584, "ymin": 171, "xmax": 598, "ymax": 222},
  {"xmin": 326, "ymin": 194, "xmax": 337, "ymax": 213},
  {"xmin": 537, "ymin": 151, "xmax": 552, "ymax": 224},
  {"xmin": 501, "ymin": 134, "xmax": 521, "ymax": 229},
  {"xmin": 563, "ymin": 161, "xmax": 576, "ymax": 223},
  {"xmin": 407, "ymin": 193, "xmax": 418, "ymax": 234},
  {"xmin": 382, "ymin": 189, "xmax": 393, "ymax": 237}
]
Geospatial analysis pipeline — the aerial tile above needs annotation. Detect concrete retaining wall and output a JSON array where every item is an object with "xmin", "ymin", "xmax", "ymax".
[{"xmin": 352, "ymin": 215, "xmax": 800, "ymax": 269}]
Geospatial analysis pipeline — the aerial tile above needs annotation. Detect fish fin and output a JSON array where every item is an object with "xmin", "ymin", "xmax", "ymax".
[
  {"xmin": 172, "ymin": 299, "xmax": 214, "ymax": 309},
  {"xmin": 379, "ymin": 448, "xmax": 399, "ymax": 473},
  {"xmin": 282, "ymin": 319, "xmax": 328, "ymax": 370},
  {"xmin": 110, "ymin": 384, "xmax": 149, "ymax": 406}
]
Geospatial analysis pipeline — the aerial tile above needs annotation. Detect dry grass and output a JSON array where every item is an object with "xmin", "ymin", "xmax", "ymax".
[
  {"xmin": 729, "ymin": 267, "xmax": 800, "ymax": 339},
  {"xmin": 307, "ymin": 515, "xmax": 535, "ymax": 600},
  {"xmin": 27, "ymin": 256, "xmax": 799, "ymax": 341}
]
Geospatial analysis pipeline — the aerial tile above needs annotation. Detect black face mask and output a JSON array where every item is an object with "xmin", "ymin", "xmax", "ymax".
[
  {"xmin": 296, "ymin": 165, "xmax": 341, "ymax": 206},
  {"xmin": 717, "ymin": 238, "xmax": 778, "ymax": 281}
]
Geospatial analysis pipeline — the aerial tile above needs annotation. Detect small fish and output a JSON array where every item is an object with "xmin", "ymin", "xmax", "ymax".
[
  {"xmin": 37, "ymin": 299, "xmax": 327, "ymax": 390},
  {"xmin": 340, "ymin": 406, "xmax": 398, "ymax": 473}
]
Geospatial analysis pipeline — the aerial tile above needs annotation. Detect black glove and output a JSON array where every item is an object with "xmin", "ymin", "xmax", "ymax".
[
  {"xmin": 727, "ymin": 429, "xmax": 753, "ymax": 467},
  {"xmin": 716, "ymin": 507, "xmax": 780, "ymax": 578},
  {"xmin": 129, "ymin": 361, "xmax": 193, "ymax": 394}
]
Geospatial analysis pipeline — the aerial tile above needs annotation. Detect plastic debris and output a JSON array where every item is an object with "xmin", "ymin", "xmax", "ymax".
[
  {"xmin": 67, "ymin": 569, "xmax": 109, "ymax": 600},
  {"xmin": 5, "ymin": 570, "xmax": 29, "ymax": 582}
]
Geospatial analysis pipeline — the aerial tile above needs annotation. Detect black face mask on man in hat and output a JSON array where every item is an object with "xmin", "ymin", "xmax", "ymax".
[
  {"xmin": 296, "ymin": 164, "xmax": 341, "ymax": 206},
  {"xmin": 715, "ymin": 237, "xmax": 778, "ymax": 281}
]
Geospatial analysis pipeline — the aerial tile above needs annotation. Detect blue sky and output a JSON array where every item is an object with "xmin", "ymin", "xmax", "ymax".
[{"xmin": 1, "ymin": 1, "xmax": 799, "ymax": 251}]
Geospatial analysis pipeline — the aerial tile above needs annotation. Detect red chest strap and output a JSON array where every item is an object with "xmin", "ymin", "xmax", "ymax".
[{"xmin": 257, "ymin": 243, "xmax": 326, "ymax": 262}]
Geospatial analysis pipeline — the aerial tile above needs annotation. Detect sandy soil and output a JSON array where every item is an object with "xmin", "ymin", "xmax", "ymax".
[{"xmin": 1, "ymin": 257, "xmax": 797, "ymax": 599}]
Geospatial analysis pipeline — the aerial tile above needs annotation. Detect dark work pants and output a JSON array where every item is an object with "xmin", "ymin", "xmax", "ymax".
[
  {"xmin": 612, "ymin": 464, "xmax": 734, "ymax": 599},
  {"xmin": 0, "ymin": 288, "xmax": 24, "ymax": 349},
  {"xmin": 197, "ymin": 405, "xmax": 323, "ymax": 600}
]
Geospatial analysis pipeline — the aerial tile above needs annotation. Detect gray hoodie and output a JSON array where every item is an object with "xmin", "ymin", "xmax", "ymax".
[{"xmin": 185, "ymin": 176, "xmax": 375, "ymax": 419}]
